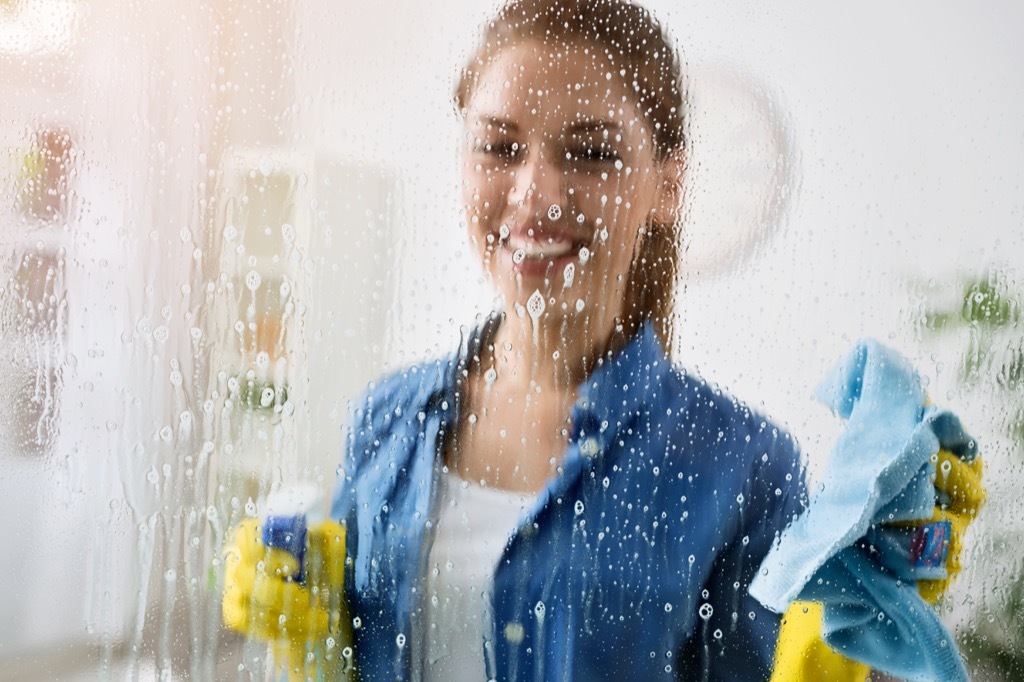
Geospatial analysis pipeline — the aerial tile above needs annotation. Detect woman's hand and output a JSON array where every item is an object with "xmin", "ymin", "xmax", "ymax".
[
  {"xmin": 222, "ymin": 518, "xmax": 355, "ymax": 678},
  {"xmin": 897, "ymin": 443, "xmax": 986, "ymax": 604},
  {"xmin": 751, "ymin": 339, "xmax": 980, "ymax": 681},
  {"xmin": 769, "ymin": 435, "xmax": 986, "ymax": 682}
]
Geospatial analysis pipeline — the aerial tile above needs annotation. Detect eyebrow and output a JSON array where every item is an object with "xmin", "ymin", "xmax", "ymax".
[
  {"xmin": 474, "ymin": 116, "xmax": 622, "ymax": 135},
  {"xmin": 476, "ymin": 116, "xmax": 519, "ymax": 132},
  {"xmin": 567, "ymin": 119, "xmax": 621, "ymax": 134}
]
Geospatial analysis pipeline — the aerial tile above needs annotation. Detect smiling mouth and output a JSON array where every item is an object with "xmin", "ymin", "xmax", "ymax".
[{"xmin": 505, "ymin": 234, "xmax": 576, "ymax": 259}]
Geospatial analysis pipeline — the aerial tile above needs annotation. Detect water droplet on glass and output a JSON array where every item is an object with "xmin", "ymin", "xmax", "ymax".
[
  {"xmin": 563, "ymin": 262, "xmax": 575, "ymax": 288},
  {"xmin": 698, "ymin": 603, "xmax": 714, "ymax": 620},
  {"xmin": 526, "ymin": 290, "xmax": 545, "ymax": 320},
  {"xmin": 574, "ymin": 500, "xmax": 585, "ymax": 515},
  {"xmin": 578, "ymin": 246, "xmax": 590, "ymax": 263},
  {"xmin": 547, "ymin": 204, "xmax": 562, "ymax": 220},
  {"xmin": 512, "ymin": 248, "xmax": 526, "ymax": 264},
  {"xmin": 245, "ymin": 270, "xmax": 262, "ymax": 291},
  {"xmin": 258, "ymin": 155, "xmax": 274, "ymax": 175}
]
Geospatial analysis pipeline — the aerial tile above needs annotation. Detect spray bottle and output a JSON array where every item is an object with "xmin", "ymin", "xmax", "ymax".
[{"xmin": 262, "ymin": 484, "xmax": 353, "ymax": 681}]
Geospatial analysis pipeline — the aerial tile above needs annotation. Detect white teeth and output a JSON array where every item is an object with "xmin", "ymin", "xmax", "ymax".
[{"xmin": 506, "ymin": 236, "xmax": 574, "ymax": 259}]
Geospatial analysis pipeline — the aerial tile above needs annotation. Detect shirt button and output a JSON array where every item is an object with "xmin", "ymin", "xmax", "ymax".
[
  {"xmin": 579, "ymin": 437, "xmax": 601, "ymax": 458},
  {"xmin": 504, "ymin": 622, "xmax": 525, "ymax": 644}
]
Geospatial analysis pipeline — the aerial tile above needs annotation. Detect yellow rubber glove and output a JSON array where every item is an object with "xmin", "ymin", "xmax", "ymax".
[
  {"xmin": 222, "ymin": 518, "xmax": 355, "ymax": 680},
  {"xmin": 905, "ymin": 447, "xmax": 986, "ymax": 604},
  {"xmin": 771, "ymin": 601, "xmax": 870, "ymax": 682}
]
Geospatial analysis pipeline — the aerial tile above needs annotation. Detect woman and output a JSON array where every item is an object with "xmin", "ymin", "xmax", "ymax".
[
  {"xmin": 223, "ymin": 1, "xmax": 980, "ymax": 680},
  {"xmin": 336, "ymin": 2, "xmax": 803, "ymax": 679}
]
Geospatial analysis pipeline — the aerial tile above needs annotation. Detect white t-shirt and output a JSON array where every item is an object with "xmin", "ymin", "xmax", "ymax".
[{"xmin": 420, "ymin": 471, "xmax": 538, "ymax": 682}]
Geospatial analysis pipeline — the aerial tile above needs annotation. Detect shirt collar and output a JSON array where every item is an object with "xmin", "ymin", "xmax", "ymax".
[
  {"xmin": 433, "ymin": 317, "xmax": 671, "ymax": 454},
  {"xmin": 570, "ymin": 320, "xmax": 671, "ymax": 441}
]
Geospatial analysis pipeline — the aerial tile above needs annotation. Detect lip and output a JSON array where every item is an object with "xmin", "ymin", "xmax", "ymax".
[{"xmin": 496, "ymin": 226, "xmax": 588, "ymax": 278}]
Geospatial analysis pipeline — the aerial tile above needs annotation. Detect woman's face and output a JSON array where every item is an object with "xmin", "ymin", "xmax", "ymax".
[{"xmin": 460, "ymin": 40, "xmax": 676, "ymax": 329}]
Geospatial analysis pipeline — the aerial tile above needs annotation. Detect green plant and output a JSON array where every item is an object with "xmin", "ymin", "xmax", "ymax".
[{"xmin": 235, "ymin": 373, "xmax": 289, "ymax": 412}]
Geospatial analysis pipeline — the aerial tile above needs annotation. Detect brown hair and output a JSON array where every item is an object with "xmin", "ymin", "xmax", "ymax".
[{"xmin": 453, "ymin": 0, "xmax": 687, "ymax": 349}]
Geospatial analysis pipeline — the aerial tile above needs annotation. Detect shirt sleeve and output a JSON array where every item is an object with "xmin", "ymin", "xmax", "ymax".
[{"xmin": 677, "ymin": 426, "xmax": 808, "ymax": 682}]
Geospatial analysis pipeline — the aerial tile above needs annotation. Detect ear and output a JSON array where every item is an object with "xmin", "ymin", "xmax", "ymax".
[{"xmin": 651, "ymin": 147, "xmax": 686, "ymax": 226}]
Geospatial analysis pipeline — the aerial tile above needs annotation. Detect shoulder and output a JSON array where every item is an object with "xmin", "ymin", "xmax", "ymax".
[
  {"xmin": 340, "ymin": 354, "xmax": 456, "ymax": 483},
  {"xmin": 658, "ymin": 365, "xmax": 797, "ymax": 449},
  {"xmin": 332, "ymin": 355, "xmax": 455, "ymax": 520},
  {"xmin": 656, "ymin": 365, "xmax": 804, "ymax": 487},
  {"xmin": 347, "ymin": 356, "xmax": 453, "ymax": 434}
]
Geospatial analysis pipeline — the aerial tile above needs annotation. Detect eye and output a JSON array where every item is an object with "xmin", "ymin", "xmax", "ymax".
[
  {"xmin": 566, "ymin": 144, "xmax": 620, "ymax": 166},
  {"xmin": 474, "ymin": 140, "xmax": 521, "ymax": 164}
]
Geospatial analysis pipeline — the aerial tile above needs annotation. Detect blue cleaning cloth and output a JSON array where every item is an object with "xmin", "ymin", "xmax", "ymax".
[{"xmin": 749, "ymin": 339, "xmax": 970, "ymax": 682}]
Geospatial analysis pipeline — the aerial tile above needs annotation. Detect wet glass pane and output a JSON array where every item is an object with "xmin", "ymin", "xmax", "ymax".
[{"xmin": 1, "ymin": 1, "xmax": 1021, "ymax": 680}]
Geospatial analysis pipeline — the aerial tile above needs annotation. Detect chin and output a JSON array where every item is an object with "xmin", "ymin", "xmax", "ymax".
[{"xmin": 497, "ymin": 286, "xmax": 585, "ymax": 322}]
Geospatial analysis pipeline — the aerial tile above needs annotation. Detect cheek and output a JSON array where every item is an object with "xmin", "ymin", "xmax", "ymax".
[{"xmin": 461, "ymin": 167, "xmax": 505, "ymax": 225}]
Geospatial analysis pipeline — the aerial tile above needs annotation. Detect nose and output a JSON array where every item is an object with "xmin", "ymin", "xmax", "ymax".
[{"xmin": 507, "ymin": 146, "xmax": 564, "ymax": 224}]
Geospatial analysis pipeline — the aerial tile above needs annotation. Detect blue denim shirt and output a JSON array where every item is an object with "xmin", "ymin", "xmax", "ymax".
[{"xmin": 332, "ymin": 322, "xmax": 806, "ymax": 681}]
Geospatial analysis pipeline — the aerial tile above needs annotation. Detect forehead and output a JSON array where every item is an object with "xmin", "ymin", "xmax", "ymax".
[{"xmin": 466, "ymin": 41, "xmax": 649, "ymax": 134}]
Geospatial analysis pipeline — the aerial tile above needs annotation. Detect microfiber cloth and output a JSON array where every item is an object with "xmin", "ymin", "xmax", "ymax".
[{"xmin": 749, "ymin": 339, "xmax": 970, "ymax": 682}]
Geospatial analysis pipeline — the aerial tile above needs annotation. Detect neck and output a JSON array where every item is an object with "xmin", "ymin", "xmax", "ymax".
[{"xmin": 479, "ymin": 308, "xmax": 636, "ymax": 394}]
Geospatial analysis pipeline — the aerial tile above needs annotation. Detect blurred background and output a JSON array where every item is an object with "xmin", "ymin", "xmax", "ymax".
[{"xmin": 1, "ymin": 0, "xmax": 1022, "ymax": 679}]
